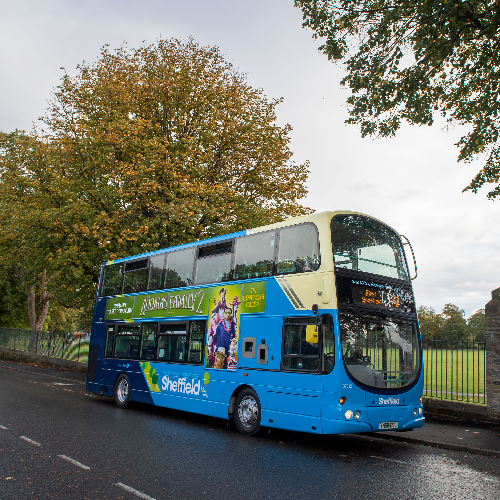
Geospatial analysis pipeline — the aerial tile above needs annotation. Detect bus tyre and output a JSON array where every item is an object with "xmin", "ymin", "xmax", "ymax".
[
  {"xmin": 114, "ymin": 374, "xmax": 130, "ymax": 409},
  {"xmin": 234, "ymin": 388, "xmax": 261, "ymax": 436}
]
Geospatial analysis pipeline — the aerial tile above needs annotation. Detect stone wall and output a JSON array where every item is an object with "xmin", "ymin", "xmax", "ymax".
[
  {"xmin": 422, "ymin": 397, "xmax": 496, "ymax": 425},
  {"xmin": 486, "ymin": 287, "xmax": 500, "ymax": 420}
]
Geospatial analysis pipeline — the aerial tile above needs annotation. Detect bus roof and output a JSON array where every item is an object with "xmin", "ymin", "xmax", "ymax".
[{"xmin": 105, "ymin": 210, "xmax": 395, "ymax": 265}]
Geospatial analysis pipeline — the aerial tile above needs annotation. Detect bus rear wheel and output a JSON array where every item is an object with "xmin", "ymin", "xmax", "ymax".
[
  {"xmin": 114, "ymin": 374, "xmax": 130, "ymax": 408},
  {"xmin": 234, "ymin": 388, "xmax": 261, "ymax": 436}
]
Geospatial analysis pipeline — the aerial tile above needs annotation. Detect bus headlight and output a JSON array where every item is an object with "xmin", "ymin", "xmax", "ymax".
[
  {"xmin": 354, "ymin": 410, "xmax": 361, "ymax": 420},
  {"xmin": 345, "ymin": 410, "xmax": 353, "ymax": 420},
  {"xmin": 419, "ymin": 407, "xmax": 423, "ymax": 416},
  {"xmin": 414, "ymin": 408, "xmax": 417, "ymax": 416}
]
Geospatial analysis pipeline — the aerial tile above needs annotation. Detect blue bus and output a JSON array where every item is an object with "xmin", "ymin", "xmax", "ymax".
[{"xmin": 86, "ymin": 211, "xmax": 424, "ymax": 436}]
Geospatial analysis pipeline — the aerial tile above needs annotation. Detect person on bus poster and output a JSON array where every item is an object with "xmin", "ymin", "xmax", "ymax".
[{"xmin": 205, "ymin": 284, "xmax": 241, "ymax": 370}]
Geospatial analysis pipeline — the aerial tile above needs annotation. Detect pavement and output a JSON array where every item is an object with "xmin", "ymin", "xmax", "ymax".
[
  {"xmin": 1, "ymin": 358, "xmax": 499, "ymax": 457},
  {"xmin": 373, "ymin": 419, "xmax": 500, "ymax": 457}
]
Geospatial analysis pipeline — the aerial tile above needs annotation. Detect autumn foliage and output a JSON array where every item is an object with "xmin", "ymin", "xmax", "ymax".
[{"xmin": 0, "ymin": 38, "xmax": 311, "ymax": 330}]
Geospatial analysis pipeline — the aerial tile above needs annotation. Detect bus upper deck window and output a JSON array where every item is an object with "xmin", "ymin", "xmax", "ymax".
[
  {"xmin": 123, "ymin": 259, "xmax": 149, "ymax": 294},
  {"xmin": 100, "ymin": 263, "xmax": 124, "ymax": 296},
  {"xmin": 277, "ymin": 224, "xmax": 320, "ymax": 275},
  {"xmin": 148, "ymin": 254, "xmax": 166, "ymax": 291},
  {"xmin": 331, "ymin": 215, "xmax": 409, "ymax": 281},
  {"xmin": 234, "ymin": 232, "xmax": 275, "ymax": 280},
  {"xmin": 195, "ymin": 242, "xmax": 232, "ymax": 285},
  {"xmin": 165, "ymin": 248, "xmax": 195, "ymax": 289}
]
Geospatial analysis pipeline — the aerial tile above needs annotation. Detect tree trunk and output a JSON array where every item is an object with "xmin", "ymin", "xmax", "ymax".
[{"xmin": 14, "ymin": 266, "xmax": 51, "ymax": 353}]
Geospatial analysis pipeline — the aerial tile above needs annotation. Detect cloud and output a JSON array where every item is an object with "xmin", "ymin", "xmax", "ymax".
[{"xmin": 1, "ymin": 0, "xmax": 498, "ymax": 317}]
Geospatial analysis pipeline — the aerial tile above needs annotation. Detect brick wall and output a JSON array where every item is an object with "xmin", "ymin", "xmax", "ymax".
[{"xmin": 486, "ymin": 287, "xmax": 500, "ymax": 420}]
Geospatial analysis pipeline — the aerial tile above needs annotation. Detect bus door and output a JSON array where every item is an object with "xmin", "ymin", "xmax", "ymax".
[{"xmin": 239, "ymin": 316, "xmax": 324, "ymax": 430}]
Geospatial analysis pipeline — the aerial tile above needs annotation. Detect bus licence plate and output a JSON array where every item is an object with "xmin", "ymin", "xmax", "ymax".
[{"xmin": 379, "ymin": 421, "xmax": 398, "ymax": 430}]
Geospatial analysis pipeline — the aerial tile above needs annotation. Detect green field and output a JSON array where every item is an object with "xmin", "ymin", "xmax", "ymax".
[{"xmin": 422, "ymin": 348, "xmax": 486, "ymax": 404}]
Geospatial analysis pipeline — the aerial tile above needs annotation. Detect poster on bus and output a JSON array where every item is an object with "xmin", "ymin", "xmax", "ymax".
[{"xmin": 205, "ymin": 284, "xmax": 242, "ymax": 371}]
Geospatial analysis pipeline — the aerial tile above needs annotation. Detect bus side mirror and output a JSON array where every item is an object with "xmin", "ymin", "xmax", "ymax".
[
  {"xmin": 400, "ymin": 234, "xmax": 417, "ymax": 280},
  {"xmin": 306, "ymin": 324, "xmax": 318, "ymax": 344}
]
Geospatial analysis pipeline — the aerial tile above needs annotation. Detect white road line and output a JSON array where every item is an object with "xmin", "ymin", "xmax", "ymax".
[
  {"xmin": 370, "ymin": 455, "xmax": 409, "ymax": 465},
  {"xmin": 20, "ymin": 436, "xmax": 42, "ymax": 446},
  {"xmin": 58, "ymin": 455, "xmax": 90, "ymax": 470},
  {"xmin": 115, "ymin": 482, "xmax": 157, "ymax": 500},
  {"xmin": 0, "ymin": 363, "xmax": 85, "ymax": 385},
  {"xmin": 0, "ymin": 425, "xmax": 8, "ymax": 430}
]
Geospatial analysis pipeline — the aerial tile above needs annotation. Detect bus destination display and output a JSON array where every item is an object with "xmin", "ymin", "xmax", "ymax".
[
  {"xmin": 336, "ymin": 275, "xmax": 415, "ymax": 313},
  {"xmin": 351, "ymin": 280, "xmax": 414, "ymax": 312}
]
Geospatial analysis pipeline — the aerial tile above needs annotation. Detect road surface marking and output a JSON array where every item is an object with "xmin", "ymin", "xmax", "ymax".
[
  {"xmin": 58, "ymin": 455, "xmax": 90, "ymax": 470},
  {"xmin": 20, "ymin": 436, "xmax": 41, "ymax": 446},
  {"xmin": 115, "ymin": 482, "xmax": 157, "ymax": 500},
  {"xmin": 0, "ymin": 363, "xmax": 85, "ymax": 385},
  {"xmin": 370, "ymin": 456, "xmax": 408, "ymax": 465},
  {"xmin": 0, "ymin": 425, "xmax": 8, "ymax": 430},
  {"xmin": 52, "ymin": 382, "xmax": 75, "ymax": 386}
]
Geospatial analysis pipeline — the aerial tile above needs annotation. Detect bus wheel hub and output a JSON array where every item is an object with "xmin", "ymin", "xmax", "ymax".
[{"xmin": 238, "ymin": 396, "xmax": 258, "ymax": 427}]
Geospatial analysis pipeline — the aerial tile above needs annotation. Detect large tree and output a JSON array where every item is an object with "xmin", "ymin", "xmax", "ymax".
[
  {"xmin": 467, "ymin": 307, "xmax": 485, "ymax": 342},
  {"xmin": 295, "ymin": 0, "xmax": 500, "ymax": 198},
  {"xmin": 0, "ymin": 132, "xmax": 64, "ymax": 336},
  {"xmin": 440, "ymin": 303, "xmax": 468, "ymax": 342},
  {"xmin": 0, "ymin": 38, "xmax": 311, "ymax": 333},
  {"xmin": 417, "ymin": 305, "xmax": 443, "ymax": 340}
]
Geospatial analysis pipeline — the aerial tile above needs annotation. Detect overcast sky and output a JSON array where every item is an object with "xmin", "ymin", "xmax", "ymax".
[{"xmin": 1, "ymin": 0, "xmax": 498, "ymax": 317}]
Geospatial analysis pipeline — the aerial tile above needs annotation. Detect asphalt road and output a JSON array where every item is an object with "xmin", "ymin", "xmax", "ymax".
[{"xmin": 1, "ymin": 361, "xmax": 499, "ymax": 500}]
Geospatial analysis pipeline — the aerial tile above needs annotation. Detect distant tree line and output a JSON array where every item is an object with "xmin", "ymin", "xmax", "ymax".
[{"xmin": 417, "ymin": 304, "xmax": 485, "ymax": 343}]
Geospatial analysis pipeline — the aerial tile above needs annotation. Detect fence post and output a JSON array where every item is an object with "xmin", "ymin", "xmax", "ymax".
[{"xmin": 486, "ymin": 287, "xmax": 500, "ymax": 422}]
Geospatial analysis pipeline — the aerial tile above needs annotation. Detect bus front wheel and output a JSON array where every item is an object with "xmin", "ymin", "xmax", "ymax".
[
  {"xmin": 114, "ymin": 374, "xmax": 130, "ymax": 408},
  {"xmin": 234, "ymin": 388, "xmax": 261, "ymax": 436}
]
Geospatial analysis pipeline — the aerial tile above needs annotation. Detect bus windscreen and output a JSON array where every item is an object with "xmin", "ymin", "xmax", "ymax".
[
  {"xmin": 339, "ymin": 312, "xmax": 420, "ymax": 390},
  {"xmin": 331, "ymin": 215, "xmax": 409, "ymax": 281}
]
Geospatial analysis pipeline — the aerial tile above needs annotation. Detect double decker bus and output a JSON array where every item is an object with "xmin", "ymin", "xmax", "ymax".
[{"xmin": 86, "ymin": 211, "xmax": 424, "ymax": 436}]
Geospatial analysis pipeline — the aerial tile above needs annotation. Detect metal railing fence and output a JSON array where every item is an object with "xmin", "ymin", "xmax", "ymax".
[
  {"xmin": 422, "ymin": 340, "xmax": 486, "ymax": 405},
  {"xmin": 0, "ymin": 327, "xmax": 90, "ymax": 363},
  {"xmin": 0, "ymin": 329, "xmax": 488, "ymax": 404}
]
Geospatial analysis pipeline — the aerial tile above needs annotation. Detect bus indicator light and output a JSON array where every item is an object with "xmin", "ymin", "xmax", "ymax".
[{"xmin": 339, "ymin": 396, "xmax": 346, "ymax": 405}]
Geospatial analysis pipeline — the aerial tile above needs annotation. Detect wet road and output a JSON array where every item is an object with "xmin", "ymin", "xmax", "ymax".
[{"xmin": 1, "ymin": 361, "xmax": 499, "ymax": 500}]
